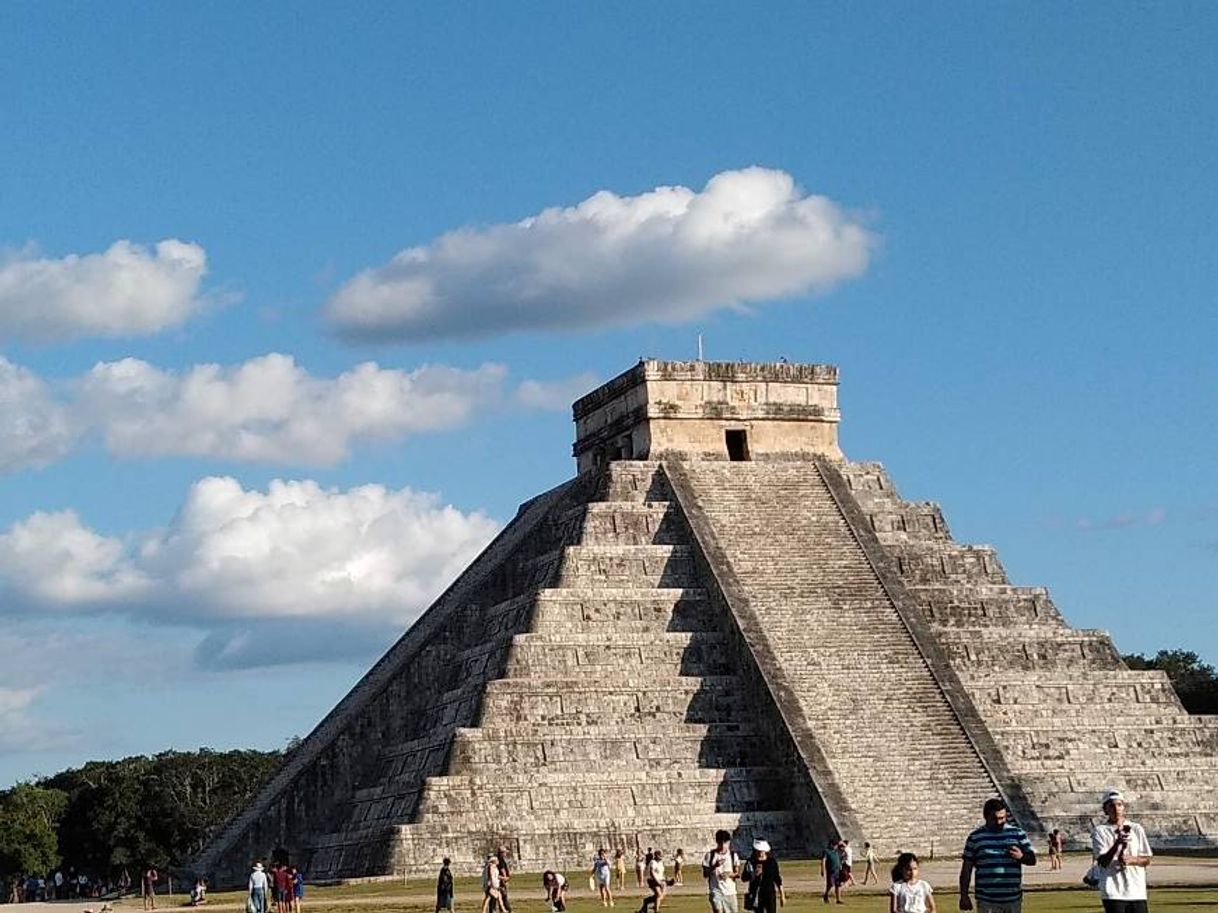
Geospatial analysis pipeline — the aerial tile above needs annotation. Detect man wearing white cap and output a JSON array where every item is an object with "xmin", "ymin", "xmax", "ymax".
[{"xmin": 1090, "ymin": 789, "xmax": 1152, "ymax": 913}]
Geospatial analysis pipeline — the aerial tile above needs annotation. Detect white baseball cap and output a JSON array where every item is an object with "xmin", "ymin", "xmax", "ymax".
[{"xmin": 1101, "ymin": 789, "xmax": 1125, "ymax": 806}]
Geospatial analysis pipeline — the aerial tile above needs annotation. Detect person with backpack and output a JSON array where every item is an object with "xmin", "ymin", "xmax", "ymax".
[{"xmin": 702, "ymin": 829, "xmax": 740, "ymax": 913}]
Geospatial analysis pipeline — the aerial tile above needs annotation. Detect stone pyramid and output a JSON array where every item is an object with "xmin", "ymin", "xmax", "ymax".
[{"xmin": 192, "ymin": 360, "xmax": 1217, "ymax": 884}]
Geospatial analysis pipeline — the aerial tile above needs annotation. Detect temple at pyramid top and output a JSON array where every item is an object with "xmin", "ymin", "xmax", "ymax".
[{"xmin": 573, "ymin": 359, "xmax": 843, "ymax": 471}]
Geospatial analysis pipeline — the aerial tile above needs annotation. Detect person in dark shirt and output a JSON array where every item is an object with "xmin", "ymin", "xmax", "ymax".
[
  {"xmin": 435, "ymin": 858, "xmax": 454, "ymax": 913},
  {"xmin": 740, "ymin": 840, "xmax": 784, "ymax": 913},
  {"xmin": 496, "ymin": 848, "xmax": 512, "ymax": 913}
]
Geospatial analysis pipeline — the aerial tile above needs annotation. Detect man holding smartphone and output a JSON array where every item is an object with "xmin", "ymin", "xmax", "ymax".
[{"xmin": 1091, "ymin": 789, "xmax": 1153, "ymax": 913}]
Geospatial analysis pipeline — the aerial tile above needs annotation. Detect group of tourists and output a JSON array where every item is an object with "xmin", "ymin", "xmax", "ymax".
[
  {"xmin": 245, "ymin": 861, "xmax": 304, "ymax": 913},
  {"xmin": 428, "ymin": 789, "xmax": 1152, "ymax": 913}
]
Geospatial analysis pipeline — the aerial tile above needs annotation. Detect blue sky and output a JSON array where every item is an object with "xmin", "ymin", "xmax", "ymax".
[{"xmin": 1, "ymin": 3, "xmax": 1215, "ymax": 786}]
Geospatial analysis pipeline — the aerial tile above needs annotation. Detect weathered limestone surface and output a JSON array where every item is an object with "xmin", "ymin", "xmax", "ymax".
[
  {"xmin": 573, "ymin": 360, "xmax": 842, "ymax": 472},
  {"xmin": 666, "ymin": 460, "xmax": 1032, "ymax": 853},
  {"xmin": 193, "ymin": 360, "xmax": 1218, "ymax": 884},
  {"xmin": 839, "ymin": 460, "xmax": 1218, "ymax": 847},
  {"xmin": 193, "ymin": 462, "xmax": 808, "ymax": 882}
]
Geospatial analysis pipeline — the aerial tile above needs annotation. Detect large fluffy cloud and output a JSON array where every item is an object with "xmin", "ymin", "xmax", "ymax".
[
  {"xmin": 0, "ymin": 240, "xmax": 208, "ymax": 341},
  {"xmin": 0, "ymin": 477, "xmax": 501, "ymax": 667},
  {"xmin": 0, "ymin": 355, "xmax": 593, "ymax": 471},
  {"xmin": 78, "ymin": 355, "xmax": 509, "ymax": 464},
  {"xmin": 326, "ymin": 167, "xmax": 874, "ymax": 342}
]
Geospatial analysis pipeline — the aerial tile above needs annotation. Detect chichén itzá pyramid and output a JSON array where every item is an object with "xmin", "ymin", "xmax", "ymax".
[{"xmin": 192, "ymin": 359, "xmax": 1218, "ymax": 883}]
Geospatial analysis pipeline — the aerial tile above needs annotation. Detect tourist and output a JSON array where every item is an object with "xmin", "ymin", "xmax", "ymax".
[
  {"xmin": 291, "ymin": 866, "xmax": 304, "ymax": 913},
  {"xmin": 118, "ymin": 870, "xmax": 132, "ymax": 898},
  {"xmin": 614, "ymin": 849, "xmax": 628, "ymax": 891},
  {"xmin": 481, "ymin": 855, "xmax": 506, "ymax": 913},
  {"xmin": 819, "ymin": 840, "xmax": 842, "ymax": 904},
  {"xmin": 496, "ymin": 847, "xmax": 513, "ymax": 913},
  {"xmin": 841, "ymin": 840, "xmax": 855, "ymax": 887},
  {"xmin": 54, "ymin": 870, "xmax": 64, "ymax": 900},
  {"xmin": 274, "ymin": 864, "xmax": 294, "ymax": 913},
  {"xmin": 189, "ymin": 878, "xmax": 208, "ymax": 906},
  {"xmin": 541, "ymin": 871, "xmax": 569, "ymax": 913},
  {"xmin": 958, "ymin": 798, "xmax": 1036, "ymax": 912},
  {"xmin": 249, "ymin": 862, "xmax": 270, "ymax": 913},
  {"xmin": 436, "ymin": 857, "xmax": 454, "ymax": 913},
  {"xmin": 740, "ymin": 840, "xmax": 783, "ymax": 913},
  {"xmin": 638, "ymin": 849, "xmax": 668, "ymax": 913},
  {"xmin": 1090, "ymin": 789, "xmax": 1152, "ymax": 913},
  {"xmin": 1047, "ymin": 830, "xmax": 1063, "ymax": 871},
  {"xmin": 702, "ymin": 828, "xmax": 740, "ymax": 913},
  {"xmin": 890, "ymin": 853, "xmax": 934, "ymax": 913},
  {"xmin": 592, "ymin": 848, "xmax": 614, "ymax": 907},
  {"xmin": 673, "ymin": 849, "xmax": 684, "ymax": 886},
  {"xmin": 142, "ymin": 867, "xmax": 159, "ymax": 911},
  {"xmin": 635, "ymin": 850, "xmax": 646, "ymax": 888},
  {"xmin": 862, "ymin": 843, "xmax": 879, "ymax": 885}
]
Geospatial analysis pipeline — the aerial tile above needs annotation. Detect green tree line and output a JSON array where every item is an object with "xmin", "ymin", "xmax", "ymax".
[{"xmin": 0, "ymin": 748, "xmax": 280, "ymax": 884}]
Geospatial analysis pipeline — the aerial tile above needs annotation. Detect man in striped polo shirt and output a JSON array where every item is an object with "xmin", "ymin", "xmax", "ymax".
[{"xmin": 958, "ymin": 798, "xmax": 1037, "ymax": 913}]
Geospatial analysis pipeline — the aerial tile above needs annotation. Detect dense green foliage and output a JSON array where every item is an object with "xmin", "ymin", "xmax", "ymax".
[
  {"xmin": 0, "ymin": 783, "xmax": 69, "ymax": 879},
  {"xmin": 1124, "ymin": 649, "xmax": 1218, "ymax": 714},
  {"xmin": 0, "ymin": 748, "xmax": 280, "ymax": 878}
]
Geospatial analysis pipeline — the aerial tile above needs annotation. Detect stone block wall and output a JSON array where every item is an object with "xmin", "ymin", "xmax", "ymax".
[{"xmin": 839, "ymin": 460, "xmax": 1218, "ymax": 847}]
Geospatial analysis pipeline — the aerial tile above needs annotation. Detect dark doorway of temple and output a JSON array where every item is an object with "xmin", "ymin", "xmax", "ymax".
[{"xmin": 726, "ymin": 429, "xmax": 750, "ymax": 461}]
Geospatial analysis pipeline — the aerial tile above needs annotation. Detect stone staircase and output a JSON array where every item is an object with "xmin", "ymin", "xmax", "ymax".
[
  {"xmin": 840, "ymin": 461, "xmax": 1218, "ymax": 847},
  {"xmin": 340, "ymin": 462, "xmax": 799, "ymax": 874},
  {"xmin": 669, "ymin": 460, "xmax": 1005, "ymax": 854}
]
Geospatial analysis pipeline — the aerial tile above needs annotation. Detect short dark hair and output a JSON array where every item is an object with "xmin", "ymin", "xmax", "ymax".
[
  {"xmin": 442, "ymin": 858, "xmax": 451, "ymax": 866},
  {"xmin": 983, "ymin": 798, "xmax": 1007, "ymax": 818},
  {"xmin": 715, "ymin": 830, "xmax": 732, "ymax": 845}
]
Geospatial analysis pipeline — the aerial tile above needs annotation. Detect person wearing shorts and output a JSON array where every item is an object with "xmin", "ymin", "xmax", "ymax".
[{"xmin": 702, "ymin": 830, "xmax": 740, "ymax": 913}]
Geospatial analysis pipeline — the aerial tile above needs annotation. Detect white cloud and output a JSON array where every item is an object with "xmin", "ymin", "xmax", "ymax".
[
  {"xmin": 0, "ymin": 354, "xmax": 588, "ymax": 472},
  {"xmin": 0, "ymin": 358, "xmax": 79, "ymax": 471},
  {"xmin": 78, "ymin": 354, "xmax": 509, "ymax": 465},
  {"xmin": 0, "ymin": 239, "xmax": 208, "ymax": 342},
  {"xmin": 0, "ymin": 477, "xmax": 501, "ymax": 666},
  {"xmin": 0, "ymin": 511, "xmax": 152, "ymax": 606},
  {"xmin": 326, "ymin": 167, "xmax": 874, "ymax": 342}
]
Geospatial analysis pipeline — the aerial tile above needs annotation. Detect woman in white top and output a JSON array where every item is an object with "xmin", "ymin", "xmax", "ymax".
[
  {"xmin": 889, "ymin": 853, "xmax": 934, "ymax": 913},
  {"xmin": 481, "ymin": 856, "xmax": 506, "ymax": 913},
  {"xmin": 638, "ymin": 850, "xmax": 667, "ymax": 913}
]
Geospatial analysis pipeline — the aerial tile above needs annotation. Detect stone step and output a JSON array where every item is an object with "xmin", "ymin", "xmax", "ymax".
[
  {"xmin": 415, "ymin": 767, "xmax": 789, "ymax": 816},
  {"xmin": 981, "ymin": 705, "xmax": 1190, "ymax": 726},
  {"xmin": 554, "ymin": 545, "xmax": 697, "ymax": 588},
  {"xmin": 449, "ymin": 723, "xmax": 764, "ymax": 771},
  {"xmin": 597, "ymin": 462, "xmax": 670, "ymax": 504},
  {"xmin": 480, "ymin": 675, "xmax": 745, "ymax": 726},
  {"xmin": 529, "ymin": 587, "xmax": 714, "ymax": 632},
  {"xmin": 565, "ymin": 502, "xmax": 685, "ymax": 546},
  {"xmin": 504, "ymin": 632, "xmax": 731, "ymax": 676}
]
